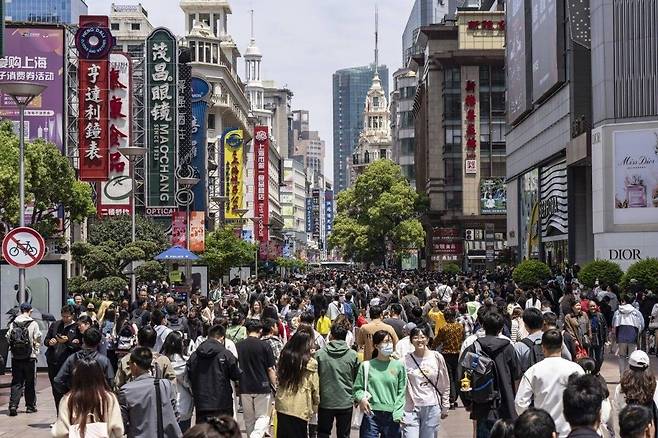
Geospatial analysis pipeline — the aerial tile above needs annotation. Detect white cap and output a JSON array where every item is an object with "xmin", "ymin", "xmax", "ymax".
[{"xmin": 629, "ymin": 350, "xmax": 650, "ymax": 369}]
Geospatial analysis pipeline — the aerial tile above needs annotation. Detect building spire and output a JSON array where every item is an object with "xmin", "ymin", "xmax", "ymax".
[
  {"xmin": 250, "ymin": 8, "xmax": 255, "ymax": 41},
  {"xmin": 374, "ymin": 2, "xmax": 379, "ymax": 74}
]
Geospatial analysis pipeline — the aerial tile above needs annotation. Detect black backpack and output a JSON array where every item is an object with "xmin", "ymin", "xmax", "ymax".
[
  {"xmin": 9, "ymin": 320, "xmax": 34, "ymax": 360},
  {"xmin": 520, "ymin": 337, "xmax": 545, "ymax": 371},
  {"xmin": 459, "ymin": 340, "xmax": 501, "ymax": 406}
]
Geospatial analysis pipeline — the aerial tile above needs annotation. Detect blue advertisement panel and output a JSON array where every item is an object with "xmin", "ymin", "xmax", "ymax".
[
  {"xmin": 325, "ymin": 190, "xmax": 334, "ymax": 236},
  {"xmin": 305, "ymin": 197, "xmax": 313, "ymax": 233},
  {"xmin": 190, "ymin": 77, "xmax": 211, "ymax": 212}
]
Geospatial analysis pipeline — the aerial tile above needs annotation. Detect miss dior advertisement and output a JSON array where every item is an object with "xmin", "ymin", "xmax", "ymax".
[{"xmin": 614, "ymin": 128, "xmax": 658, "ymax": 225}]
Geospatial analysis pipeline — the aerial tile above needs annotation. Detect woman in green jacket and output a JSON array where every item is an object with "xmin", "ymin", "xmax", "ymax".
[
  {"xmin": 354, "ymin": 330, "xmax": 407, "ymax": 438},
  {"xmin": 275, "ymin": 328, "xmax": 320, "ymax": 437}
]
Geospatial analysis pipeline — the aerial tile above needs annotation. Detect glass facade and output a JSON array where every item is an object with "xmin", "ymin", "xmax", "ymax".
[
  {"xmin": 402, "ymin": 0, "xmax": 452, "ymax": 65},
  {"xmin": 5, "ymin": 0, "xmax": 88, "ymax": 24},
  {"xmin": 332, "ymin": 64, "xmax": 389, "ymax": 193}
]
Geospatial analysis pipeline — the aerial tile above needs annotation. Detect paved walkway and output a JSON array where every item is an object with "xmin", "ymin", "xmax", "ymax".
[{"xmin": 0, "ymin": 353, "xmax": 637, "ymax": 437}]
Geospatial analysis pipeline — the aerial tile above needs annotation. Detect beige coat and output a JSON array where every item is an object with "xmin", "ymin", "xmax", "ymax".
[
  {"xmin": 52, "ymin": 392, "xmax": 124, "ymax": 438},
  {"xmin": 356, "ymin": 319, "xmax": 399, "ymax": 361},
  {"xmin": 275, "ymin": 358, "xmax": 320, "ymax": 421}
]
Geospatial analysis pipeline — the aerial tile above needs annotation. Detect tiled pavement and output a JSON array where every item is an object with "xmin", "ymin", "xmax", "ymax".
[{"xmin": 0, "ymin": 353, "xmax": 639, "ymax": 437}]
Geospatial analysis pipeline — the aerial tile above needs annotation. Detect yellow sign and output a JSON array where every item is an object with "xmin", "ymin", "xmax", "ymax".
[{"xmin": 224, "ymin": 129, "xmax": 244, "ymax": 219}]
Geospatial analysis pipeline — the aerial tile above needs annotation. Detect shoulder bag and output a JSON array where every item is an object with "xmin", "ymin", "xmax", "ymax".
[
  {"xmin": 351, "ymin": 361, "xmax": 371, "ymax": 428},
  {"xmin": 68, "ymin": 413, "xmax": 108, "ymax": 438},
  {"xmin": 154, "ymin": 378, "xmax": 164, "ymax": 438}
]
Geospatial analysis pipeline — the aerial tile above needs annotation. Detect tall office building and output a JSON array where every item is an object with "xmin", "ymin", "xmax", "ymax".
[
  {"xmin": 292, "ymin": 110, "xmax": 325, "ymax": 177},
  {"xmin": 333, "ymin": 64, "xmax": 388, "ymax": 193},
  {"xmin": 5, "ymin": 0, "xmax": 88, "ymax": 24},
  {"xmin": 402, "ymin": 0, "xmax": 452, "ymax": 66}
]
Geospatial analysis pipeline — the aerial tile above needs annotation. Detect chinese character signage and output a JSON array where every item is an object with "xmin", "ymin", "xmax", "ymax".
[
  {"xmin": 171, "ymin": 211, "xmax": 186, "ymax": 247},
  {"xmin": 253, "ymin": 126, "xmax": 270, "ymax": 259},
  {"xmin": 312, "ymin": 189, "xmax": 321, "ymax": 239},
  {"xmin": 187, "ymin": 76, "xmax": 211, "ymax": 212},
  {"xmin": 432, "ymin": 227, "xmax": 462, "ymax": 255},
  {"xmin": 325, "ymin": 190, "xmax": 334, "ymax": 236},
  {"xmin": 0, "ymin": 26, "xmax": 65, "ymax": 150},
  {"xmin": 463, "ymin": 78, "xmax": 478, "ymax": 176},
  {"xmin": 99, "ymin": 52, "xmax": 132, "ymax": 215},
  {"xmin": 305, "ymin": 197, "xmax": 313, "ymax": 233},
  {"xmin": 189, "ymin": 211, "xmax": 205, "ymax": 252},
  {"xmin": 480, "ymin": 178, "xmax": 507, "ymax": 215},
  {"xmin": 146, "ymin": 28, "xmax": 177, "ymax": 208},
  {"xmin": 224, "ymin": 128, "xmax": 244, "ymax": 219},
  {"xmin": 78, "ymin": 59, "xmax": 110, "ymax": 180}
]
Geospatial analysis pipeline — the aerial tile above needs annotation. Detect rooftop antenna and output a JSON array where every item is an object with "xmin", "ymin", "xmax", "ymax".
[
  {"xmin": 374, "ymin": 2, "xmax": 379, "ymax": 74},
  {"xmin": 250, "ymin": 8, "xmax": 255, "ymax": 40}
]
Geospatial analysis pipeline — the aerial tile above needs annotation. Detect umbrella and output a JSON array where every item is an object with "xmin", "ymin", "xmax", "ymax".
[{"xmin": 154, "ymin": 245, "xmax": 200, "ymax": 261}]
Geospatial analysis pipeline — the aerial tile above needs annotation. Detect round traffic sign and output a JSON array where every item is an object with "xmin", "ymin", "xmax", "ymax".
[{"xmin": 2, "ymin": 227, "xmax": 46, "ymax": 268}]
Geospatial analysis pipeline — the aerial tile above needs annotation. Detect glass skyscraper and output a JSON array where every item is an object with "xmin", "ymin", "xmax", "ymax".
[
  {"xmin": 402, "ymin": 0, "xmax": 454, "ymax": 65},
  {"xmin": 333, "ymin": 64, "xmax": 388, "ymax": 193},
  {"xmin": 5, "ymin": 0, "xmax": 88, "ymax": 24}
]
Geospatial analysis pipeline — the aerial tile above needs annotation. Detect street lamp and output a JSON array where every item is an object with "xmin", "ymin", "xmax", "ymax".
[
  {"xmin": 117, "ymin": 146, "xmax": 146, "ymax": 303},
  {"xmin": 249, "ymin": 217, "xmax": 262, "ymax": 280},
  {"xmin": 0, "ymin": 82, "xmax": 46, "ymax": 304}
]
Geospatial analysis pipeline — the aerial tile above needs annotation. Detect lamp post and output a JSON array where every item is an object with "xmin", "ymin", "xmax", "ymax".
[
  {"xmin": 0, "ymin": 82, "xmax": 46, "ymax": 304},
  {"xmin": 117, "ymin": 146, "xmax": 146, "ymax": 303},
  {"xmin": 249, "ymin": 217, "xmax": 261, "ymax": 280},
  {"xmin": 179, "ymin": 176, "xmax": 200, "ymax": 283}
]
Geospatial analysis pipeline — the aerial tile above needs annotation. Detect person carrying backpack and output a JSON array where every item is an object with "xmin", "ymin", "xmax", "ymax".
[
  {"xmin": 6, "ymin": 303, "xmax": 42, "ymax": 417},
  {"xmin": 514, "ymin": 308, "xmax": 572, "ymax": 374},
  {"xmin": 458, "ymin": 309, "xmax": 521, "ymax": 438},
  {"xmin": 514, "ymin": 330, "xmax": 585, "ymax": 437}
]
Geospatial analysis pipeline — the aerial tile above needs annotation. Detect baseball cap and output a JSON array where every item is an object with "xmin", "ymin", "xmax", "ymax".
[
  {"xmin": 19, "ymin": 303, "xmax": 32, "ymax": 312},
  {"xmin": 629, "ymin": 350, "xmax": 650, "ymax": 369}
]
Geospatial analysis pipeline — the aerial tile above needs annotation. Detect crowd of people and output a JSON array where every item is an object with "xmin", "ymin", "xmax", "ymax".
[{"xmin": 4, "ymin": 266, "xmax": 658, "ymax": 438}]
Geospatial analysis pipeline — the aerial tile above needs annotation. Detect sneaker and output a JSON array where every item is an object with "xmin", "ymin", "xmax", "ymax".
[
  {"xmin": 8, "ymin": 408, "xmax": 17, "ymax": 416},
  {"xmin": 26, "ymin": 406, "xmax": 38, "ymax": 413}
]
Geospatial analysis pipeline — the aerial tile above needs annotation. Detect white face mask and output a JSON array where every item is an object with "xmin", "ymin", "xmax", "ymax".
[{"xmin": 380, "ymin": 343, "xmax": 394, "ymax": 356}]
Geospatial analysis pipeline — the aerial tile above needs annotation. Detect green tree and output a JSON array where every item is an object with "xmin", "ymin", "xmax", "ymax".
[
  {"xmin": 0, "ymin": 121, "xmax": 95, "ymax": 237},
  {"xmin": 201, "ymin": 225, "xmax": 257, "ymax": 281},
  {"xmin": 443, "ymin": 262, "xmax": 461, "ymax": 276},
  {"xmin": 578, "ymin": 260, "xmax": 624, "ymax": 288},
  {"xmin": 135, "ymin": 261, "xmax": 166, "ymax": 284},
  {"xmin": 328, "ymin": 160, "xmax": 426, "ymax": 264},
  {"xmin": 513, "ymin": 260, "xmax": 551, "ymax": 287},
  {"xmin": 622, "ymin": 258, "xmax": 658, "ymax": 292}
]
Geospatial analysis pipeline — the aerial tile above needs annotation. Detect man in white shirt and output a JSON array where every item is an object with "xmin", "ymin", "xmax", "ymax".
[
  {"xmin": 515, "ymin": 329, "xmax": 584, "ymax": 438},
  {"xmin": 437, "ymin": 282, "xmax": 453, "ymax": 304}
]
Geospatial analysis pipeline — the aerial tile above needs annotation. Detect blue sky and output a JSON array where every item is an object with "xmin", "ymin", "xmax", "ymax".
[{"xmin": 88, "ymin": 0, "xmax": 416, "ymax": 180}]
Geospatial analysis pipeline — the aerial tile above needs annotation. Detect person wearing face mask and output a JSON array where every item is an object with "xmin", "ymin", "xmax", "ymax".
[
  {"xmin": 353, "ymin": 330, "xmax": 407, "ymax": 437},
  {"xmin": 402, "ymin": 326, "xmax": 450, "ymax": 438}
]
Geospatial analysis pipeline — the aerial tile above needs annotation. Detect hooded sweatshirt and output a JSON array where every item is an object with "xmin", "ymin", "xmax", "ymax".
[
  {"xmin": 613, "ymin": 304, "xmax": 645, "ymax": 343},
  {"xmin": 186, "ymin": 338, "xmax": 242, "ymax": 412},
  {"xmin": 54, "ymin": 348, "xmax": 114, "ymax": 392},
  {"xmin": 458, "ymin": 335, "xmax": 521, "ymax": 421},
  {"xmin": 315, "ymin": 340, "xmax": 359, "ymax": 409}
]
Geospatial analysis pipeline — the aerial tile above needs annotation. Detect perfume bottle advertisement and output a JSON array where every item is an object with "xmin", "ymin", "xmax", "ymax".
[{"xmin": 614, "ymin": 128, "xmax": 658, "ymax": 225}]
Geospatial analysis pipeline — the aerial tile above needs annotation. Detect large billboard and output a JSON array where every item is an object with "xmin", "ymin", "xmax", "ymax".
[
  {"xmin": 253, "ymin": 126, "xmax": 270, "ymax": 259},
  {"xmin": 146, "ymin": 28, "xmax": 177, "ymax": 209},
  {"xmin": 480, "ymin": 178, "xmax": 507, "ymax": 215},
  {"xmin": 189, "ymin": 76, "xmax": 211, "ymax": 212},
  {"xmin": 0, "ymin": 26, "xmax": 65, "ymax": 151},
  {"xmin": 224, "ymin": 128, "xmax": 245, "ymax": 219},
  {"xmin": 506, "ymin": 0, "xmax": 531, "ymax": 124},
  {"xmin": 531, "ymin": 0, "xmax": 565, "ymax": 103},
  {"xmin": 98, "ymin": 53, "xmax": 132, "ymax": 215},
  {"xmin": 614, "ymin": 128, "xmax": 658, "ymax": 225}
]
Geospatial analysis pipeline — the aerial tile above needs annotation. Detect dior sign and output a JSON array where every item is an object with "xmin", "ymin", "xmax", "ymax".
[{"xmin": 608, "ymin": 249, "xmax": 642, "ymax": 261}]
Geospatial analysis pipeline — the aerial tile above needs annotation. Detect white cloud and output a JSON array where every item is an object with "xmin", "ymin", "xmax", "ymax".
[{"xmin": 88, "ymin": 0, "xmax": 415, "ymax": 180}]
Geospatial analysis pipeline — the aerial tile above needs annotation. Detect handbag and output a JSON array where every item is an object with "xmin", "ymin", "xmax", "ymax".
[
  {"xmin": 351, "ymin": 361, "xmax": 370, "ymax": 428},
  {"xmin": 68, "ymin": 413, "xmax": 108, "ymax": 438},
  {"xmin": 574, "ymin": 339, "xmax": 589, "ymax": 360}
]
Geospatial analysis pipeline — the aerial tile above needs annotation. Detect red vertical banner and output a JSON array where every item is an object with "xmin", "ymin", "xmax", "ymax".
[
  {"xmin": 253, "ymin": 126, "xmax": 269, "ymax": 260},
  {"xmin": 79, "ymin": 59, "xmax": 110, "ymax": 181},
  {"xmin": 189, "ymin": 211, "xmax": 205, "ymax": 252},
  {"xmin": 171, "ymin": 211, "xmax": 186, "ymax": 247}
]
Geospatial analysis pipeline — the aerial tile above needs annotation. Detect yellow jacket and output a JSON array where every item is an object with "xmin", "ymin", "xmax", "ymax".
[{"xmin": 275, "ymin": 358, "xmax": 320, "ymax": 421}]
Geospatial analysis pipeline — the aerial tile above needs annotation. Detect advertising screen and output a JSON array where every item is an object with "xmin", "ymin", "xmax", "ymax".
[
  {"xmin": 0, "ymin": 26, "xmax": 65, "ymax": 151},
  {"xmin": 506, "ymin": 0, "xmax": 531, "ymax": 123},
  {"xmin": 480, "ymin": 178, "xmax": 507, "ymax": 215},
  {"xmin": 614, "ymin": 128, "xmax": 658, "ymax": 225},
  {"xmin": 531, "ymin": 0, "xmax": 564, "ymax": 103}
]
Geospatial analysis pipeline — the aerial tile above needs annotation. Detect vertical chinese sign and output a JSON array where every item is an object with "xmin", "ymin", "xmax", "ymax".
[
  {"xmin": 312, "ymin": 189, "xmax": 321, "ymax": 241},
  {"xmin": 98, "ymin": 52, "xmax": 132, "ymax": 215},
  {"xmin": 325, "ymin": 190, "xmax": 334, "ymax": 237},
  {"xmin": 463, "ymin": 78, "xmax": 478, "ymax": 176},
  {"xmin": 189, "ymin": 76, "xmax": 211, "ymax": 212},
  {"xmin": 253, "ymin": 126, "xmax": 269, "ymax": 260},
  {"xmin": 171, "ymin": 211, "xmax": 186, "ymax": 247},
  {"xmin": 146, "ymin": 28, "xmax": 177, "ymax": 210},
  {"xmin": 224, "ymin": 128, "xmax": 244, "ymax": 219},
  {"xmin": 76, "ymin": 17, "xmax": 114, "ymax": 181},
  {"xmin": 189, "ymin": 211, "xmax": 205, "ymax": 252}
]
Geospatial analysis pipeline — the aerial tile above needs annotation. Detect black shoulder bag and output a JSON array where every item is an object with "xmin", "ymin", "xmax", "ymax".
[
  {"xmin": 154, "ymin": 378, "xmax": 164, "ymax": 438},
  {"xmin": 410, "ymin": 353, "xmax": 443, "ymax": 400}
]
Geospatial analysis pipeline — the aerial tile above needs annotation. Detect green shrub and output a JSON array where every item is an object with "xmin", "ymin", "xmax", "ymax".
[
  {"xmin": 622, "ymin": 258, "xmax": 658, "ymax": 292},
  {"xmin": 442, "ymin": 262, "xmax": 461, "ymax": 276},
  {"xmin": 578, "ymin": 260, "xmax": 623, "ymax": 288},
  {"xmin": 513, "ymin": 260, "xmax": 551, "ymax": 287}
]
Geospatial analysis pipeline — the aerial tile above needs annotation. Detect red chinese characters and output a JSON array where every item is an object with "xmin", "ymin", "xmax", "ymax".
[
  {"xmin": 253, "ymin": 126, "xmax": 270, "ymax": 260},
  {"xmin": 464, "ymin": 79, "xmax": 478, "ymax": 175},
  {"xmin": 467, "ymin": 20, "xmax": 506, "ymax": 31},
  {"xmin": 78, "ymin": 59, "xmax": 109, "ymax": 181}
]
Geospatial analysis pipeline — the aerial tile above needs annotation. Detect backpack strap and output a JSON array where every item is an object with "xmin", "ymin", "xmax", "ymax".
[{"xmin": 154, "ymin": 378, "xmax": 164, "ymax": 438}]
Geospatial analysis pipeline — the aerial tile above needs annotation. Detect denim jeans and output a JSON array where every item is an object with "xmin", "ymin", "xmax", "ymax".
[
  {"xmin": 476, "ymin": 418, "xmax": 496, "ymax": 438},
  {"xmin": 360, "ymin": 410, "xmax": 401, "ymax": 438},
  {"xmin": 401, "ymin": 405, "xmax": 441, "ymax": 438}
]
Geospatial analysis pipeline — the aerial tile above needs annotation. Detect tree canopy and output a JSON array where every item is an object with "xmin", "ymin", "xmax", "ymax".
[
  {"xmin": 0, "ymin": 121, "xmax": 95, "ymax": 238},
  {"xmin": 200, "ymin": 225, "xmax": 257, "ymax": 281},
  {"xmin": 328, "ymin": 160, "xmax": 426, "ymax": 264}
]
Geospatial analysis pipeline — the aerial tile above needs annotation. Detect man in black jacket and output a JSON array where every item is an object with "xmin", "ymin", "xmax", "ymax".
[
  {"xmin": 54, "ymin": 327, "xmax": 114, "ymax": 393},
  {"xmin": 44, "ymin": 305, "xmax": 78, "ymax": 411},
  {"xmin": 187, "ymin": 324, "xmax": 242, "ymax": 423}
]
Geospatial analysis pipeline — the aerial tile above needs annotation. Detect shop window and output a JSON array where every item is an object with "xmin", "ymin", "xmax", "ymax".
[
  {"xmin": 131, "ymin": 23, "xmax": 140, "ymax": 31},
  {"xmin": 111, "ymin": 23, "xmax": 119, "ymax": 31}
]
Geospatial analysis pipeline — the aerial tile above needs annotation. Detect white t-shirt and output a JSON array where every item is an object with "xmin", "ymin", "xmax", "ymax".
[{"xmin": 515, "ymin": 357, "xmax": 585, "ymax": 438}]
